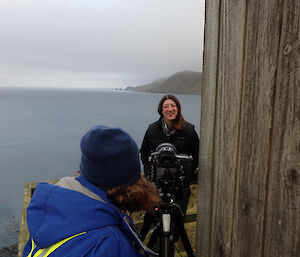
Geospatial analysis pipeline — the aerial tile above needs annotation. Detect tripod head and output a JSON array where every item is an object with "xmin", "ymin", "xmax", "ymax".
[{"xmin": 152, "ymin": 202, "xmax": 184, "ymax": 221}]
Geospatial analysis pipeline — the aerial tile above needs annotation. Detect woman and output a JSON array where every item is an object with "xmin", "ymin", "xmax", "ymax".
[
  {"xmin": 140, "ymin": 94, "xmax": 199, "ymax": 183},
  {"xmin": 23, "ymin": 126, "xmax": 159, "ymax": 257},
  {"xmin": 140, "ymin": 95, "xmax": 199, "ymax": 243}
]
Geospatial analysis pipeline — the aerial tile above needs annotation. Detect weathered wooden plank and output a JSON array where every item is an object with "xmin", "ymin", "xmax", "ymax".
[
  {"xmin": 264, "ymin": 0, "xmax": 300, "ymax": 256},
  {"xmin": 231, "ymin": 1, "xmax": 283, "ymax": 257},
  {"xmin": 199, "ymin": 0, "xmax": 299, "ymax": 256},
  {"xmin": 18, "ymin": 183, "xmax": 34, "ymax": 257},
  {"xmin": 210, "ymin": 1, "xmax": 247, "ymax": 257},
  {"xmin": 196, "ymin": 0, "xmax": 220, "ymax": 256}
]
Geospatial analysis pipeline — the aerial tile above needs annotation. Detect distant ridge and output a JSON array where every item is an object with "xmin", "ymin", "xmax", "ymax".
[{"xmin": 125, "ymin": 70, "xmax": 202, "ymax": 95}]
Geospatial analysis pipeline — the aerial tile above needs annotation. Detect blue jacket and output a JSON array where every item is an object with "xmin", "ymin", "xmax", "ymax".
[{"xmin": 23, "ymin": 175, "xmax": 156, "ymax": 257}]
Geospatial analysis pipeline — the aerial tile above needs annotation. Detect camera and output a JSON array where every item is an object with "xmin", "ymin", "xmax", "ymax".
[
  {"xmin": 147, "ymin": 143, "xmax": 192, "ymax": 202},
  {"xmin": 141, "ymin": 143, "xmax": 195, "ymax": 257}
]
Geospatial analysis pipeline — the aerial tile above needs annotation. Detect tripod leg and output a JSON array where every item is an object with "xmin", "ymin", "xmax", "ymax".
[
  {"xmin": 140, "ymin": 212, "xmax": 156, "ymax": 241},
  {"xmin": 172, "ymin": 207, "xmax": 195, "ymax": 257},
  {"xmin": 160, "ymin": 235, "xmax": 174, "ymax": 257},
  {"xmin": 147, "ymin": 224, "xmax": 160, "ymax": 249},
  {"xmin": 160, "ymin": 213, "xmax": 174, "ymax": 257},
  {"xmin": 148, "ymin": 213, "xmax": 175, "ymax": 257}
]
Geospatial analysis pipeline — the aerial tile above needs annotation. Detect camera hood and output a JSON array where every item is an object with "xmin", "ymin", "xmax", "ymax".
[{"xmin": 155, "ymin": 143, "xmax": 178, "ymax": 153}]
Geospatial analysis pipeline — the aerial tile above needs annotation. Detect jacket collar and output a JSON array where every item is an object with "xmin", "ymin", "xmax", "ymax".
[
  {"xmin": 76, "ymin": 174, "xmax": 158, "ymax": 256},
  {"xmin": 76, "ymin": 174, "xmax": 112, "ymax": 203}
]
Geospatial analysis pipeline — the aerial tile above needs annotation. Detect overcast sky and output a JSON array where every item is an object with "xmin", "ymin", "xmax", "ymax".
[{"xmin": 0, "ymin": 0, "xmax": 205, "ymax": 88}]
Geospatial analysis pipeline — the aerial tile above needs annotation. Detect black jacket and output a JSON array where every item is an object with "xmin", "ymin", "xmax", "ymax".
[{"xmin": 140, "ymin": 119, "xmax": 199, "ymax": 181}]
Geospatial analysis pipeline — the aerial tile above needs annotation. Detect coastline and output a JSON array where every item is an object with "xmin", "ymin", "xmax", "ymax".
[{"xmin": 0, "ymin": 243, "xmax": 18, "ymax": 257}]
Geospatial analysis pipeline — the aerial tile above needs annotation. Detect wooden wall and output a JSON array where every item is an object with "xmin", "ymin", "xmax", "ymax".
[{"xmin": 196, "ymin": 1, "xmax": 300, "ymax": 257}]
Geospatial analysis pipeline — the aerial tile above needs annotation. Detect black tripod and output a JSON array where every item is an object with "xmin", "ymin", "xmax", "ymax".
[{"xmin": 140, "ymin": 200, "xmax": 195, "ymax": 257}]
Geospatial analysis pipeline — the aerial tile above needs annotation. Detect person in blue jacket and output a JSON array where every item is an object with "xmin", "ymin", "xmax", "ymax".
[{"xmin": 22, "ymin": 125, "xmax": 160, "ymax": 257}]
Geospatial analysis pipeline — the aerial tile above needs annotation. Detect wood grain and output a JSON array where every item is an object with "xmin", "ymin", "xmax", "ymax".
[
  {"xmin": 264, "ymin": 0, "xmax": 300, "ymax": 256},
  {"xmin": 198, "ymin": 0, "xmax": 299, "ymax": 256}
]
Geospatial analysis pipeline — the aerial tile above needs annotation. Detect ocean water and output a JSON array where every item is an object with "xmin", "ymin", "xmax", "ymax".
[{"xmin": 0, "ymin": 88, "xmax": 201, "ymax": 247}]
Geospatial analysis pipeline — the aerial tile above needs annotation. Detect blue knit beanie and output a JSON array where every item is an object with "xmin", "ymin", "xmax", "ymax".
[{"xmin": 80, "ymin": 125, "xmax": 141, "ymax": 191}]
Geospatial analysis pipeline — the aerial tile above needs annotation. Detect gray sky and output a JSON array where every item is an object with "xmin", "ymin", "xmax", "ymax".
[{"xmin": 0, "ymin": 0, "xmax": 205, "ymax": 88}]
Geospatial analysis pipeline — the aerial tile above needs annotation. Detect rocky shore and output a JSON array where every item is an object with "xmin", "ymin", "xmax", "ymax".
[{"xmin": 0, "ymin": 243, "xmax": 18, "ymax": 257}]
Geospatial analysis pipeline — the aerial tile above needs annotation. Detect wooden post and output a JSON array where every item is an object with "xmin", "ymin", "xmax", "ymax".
[
  {"xmin": 195, "ymin": 0, "xmax": 220, "ymax": 256},
  {"xmin": 197, "ymin": 0, "xmax": 300, "ymax": 257}
]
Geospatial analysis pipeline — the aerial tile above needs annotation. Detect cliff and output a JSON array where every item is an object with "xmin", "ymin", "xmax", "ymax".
[{"xmin": 126, "ymin": 70, "xmax": 202, "ymax": 95}]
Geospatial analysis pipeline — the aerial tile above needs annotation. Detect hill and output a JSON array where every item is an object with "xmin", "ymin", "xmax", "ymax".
[{"xmin": 125, "ymin": 70, "xmax": 202, "ymax": 95}]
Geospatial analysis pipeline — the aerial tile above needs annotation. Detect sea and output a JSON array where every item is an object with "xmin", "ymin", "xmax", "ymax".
[{"xmin": 0, "ymin": 87, "xmax": 201, "ymax": 247}]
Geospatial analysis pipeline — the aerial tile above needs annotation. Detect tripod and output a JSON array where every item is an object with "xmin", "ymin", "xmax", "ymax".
[{"xmin": 140, "ymin": 200, "xmax": 195, "ymax": 257}]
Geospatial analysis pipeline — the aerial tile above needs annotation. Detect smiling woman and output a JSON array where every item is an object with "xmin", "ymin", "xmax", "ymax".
[
  {"xmin": 140, "ymin": 94, "xmax": 199, "ymax": 179},
  {"xmin": 139, "ymin": 94, "xmax": 199, "ymax": 249},
  {"xmin": 162, "ymin": 98, "xmax": 178, "ymax": 127},
  {"xmin": 159, "ymin": 95, "xmax": 183, "ymax": 130}
]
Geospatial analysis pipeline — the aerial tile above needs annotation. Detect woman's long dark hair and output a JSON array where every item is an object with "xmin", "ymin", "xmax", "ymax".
[
  {"xmin": 157, "ymin": 94, "xmax": 185, "ymax": 130},
  {"xmin": 107, "ymin": 176, "xmax": 160, "ymax": 213}
]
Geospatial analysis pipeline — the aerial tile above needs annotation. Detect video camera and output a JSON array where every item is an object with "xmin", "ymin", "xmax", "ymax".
[{"xmin": 147, "ymin": 143, "xmax": 192, "ymax": 202}]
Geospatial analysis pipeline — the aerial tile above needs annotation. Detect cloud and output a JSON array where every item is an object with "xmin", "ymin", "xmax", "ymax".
[{"xmin": 0, "ymin": 0, "xmax": 205, "ymax": 88}]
